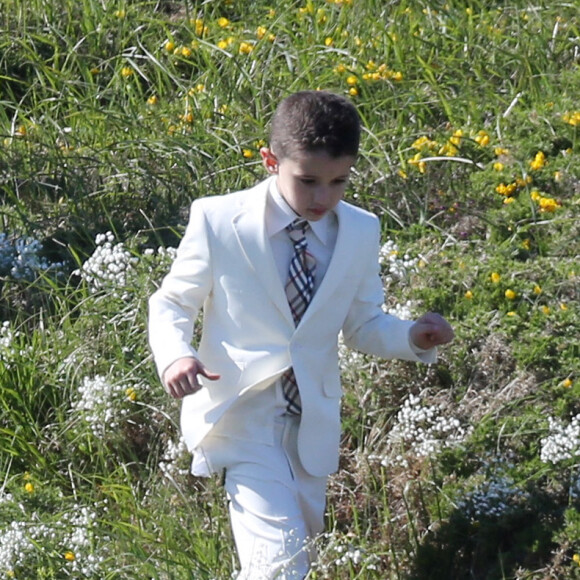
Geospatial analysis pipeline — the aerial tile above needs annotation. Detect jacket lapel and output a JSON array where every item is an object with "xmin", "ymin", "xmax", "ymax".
[
  {"xmin": 232, "ymin": 179, "xmax": 294, "ymax": 325},
  {"xmin": 297, "ymin": 201, "xmax": 354, "ymax": 327}
]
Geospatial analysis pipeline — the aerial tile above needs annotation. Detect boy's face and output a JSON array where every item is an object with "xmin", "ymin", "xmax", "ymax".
[{"xmin": 260, "ymin": 148, "xmax": 355, "ymax": 221}]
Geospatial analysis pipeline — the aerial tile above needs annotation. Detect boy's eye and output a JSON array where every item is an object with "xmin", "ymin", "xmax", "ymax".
[{"xmin": 299, "ymin": 178, "xmax": 316, "ymax": 185}]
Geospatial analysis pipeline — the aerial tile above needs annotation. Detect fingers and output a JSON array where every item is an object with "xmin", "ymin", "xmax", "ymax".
[
  {"xmin": 163, "ymin": 357, "xmax": 220, "ymax": 399},
  {"xmin": 198, "ymin": 366, "xmax": 221, "ymax": 381},
  {"xmin": 411, "ymin": 312, "xmax": 455, "ymax": 349}
]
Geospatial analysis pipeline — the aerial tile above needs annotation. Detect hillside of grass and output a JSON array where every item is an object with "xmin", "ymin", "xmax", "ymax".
[{"xmin": 0, "ymin": 0, "xmax": 579, "ymax": 578}]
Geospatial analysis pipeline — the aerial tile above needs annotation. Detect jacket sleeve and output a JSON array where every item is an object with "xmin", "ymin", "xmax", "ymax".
[
  {"xmin": 341, "ymin": 218, "xmax": 436, "ymax": 364},
  {"xmin": 148, "ymin": 199, "xmax": 213, "ymax": 379}
]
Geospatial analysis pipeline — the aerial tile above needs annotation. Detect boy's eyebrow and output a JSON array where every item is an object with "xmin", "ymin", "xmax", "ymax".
[{"xmin": 296, "ymin": 172, "xmax": 351, "ymax": 179}]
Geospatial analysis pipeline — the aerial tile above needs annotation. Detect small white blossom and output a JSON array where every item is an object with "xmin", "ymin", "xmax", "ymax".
[
  {"xmin": 456, "ymin": 476, "xmax": 528, "ymax": 520},
  {"xmin": 540, "ymin": 414, "xmax": 580, "ymax": 464},
  {"xmin": 74, "ymin": 231, "xmax": 138, "ymax": 294},
  {"xmin": 0, "ymin": 232, "xmax": 63, "ymax": 280},
  {"xmin": 378, "ymin": 239, "xmax": 418, "ymax": 286},
  {"xmin": 384, "ymin": 393, "xmax": 471, "ymax": 466},
  {"xmin": 159, "ymin": 436, "xmax": 190, "ymax": 479},
  {"xmin": 71, "ymin": 375, "xmax": 133, "ymax": 437}
]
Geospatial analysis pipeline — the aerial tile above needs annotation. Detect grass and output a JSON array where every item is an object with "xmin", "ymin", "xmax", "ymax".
[{"xmin": 1, "ymin": 0, "xmax": 579, "ymax": 577}]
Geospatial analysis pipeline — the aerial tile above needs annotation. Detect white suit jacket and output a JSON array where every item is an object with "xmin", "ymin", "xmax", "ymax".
[{"xmin": 148, "ymin": 176, "xmax": 435, "ymax": 477}]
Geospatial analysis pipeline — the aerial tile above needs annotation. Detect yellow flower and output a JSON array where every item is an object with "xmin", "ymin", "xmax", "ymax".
[
  {"xmin": 493, "ymin": 162, "xmax": 504, "ymax": 171},
  {"xmin": 503, "ymin": 197, "xmax": 516, "ymax": 205},
  {"xmin": 256, "ymin": 26, "xmax": 267, "ymax": 39},
  {"xmin": 121, "ymin": 66, "xmax": 134, "ymax": 78},
  {"xmin": 541, "ymin": 305, "xmax": 551, "ymax": 315},
  {"xmin": 408, "ymin": 152, "xmax": 426, "ymax": 174},
  {"xmin": 573, "ymin": 553, "xmax": 580, "ymax": 565},
  {"xmin": 538, "ymin": 196, "xmax": 559, "ymax": 212},
  {"xmin": 114, "ymin": 9, "xmax": 126, "ymax": 19},
  {"xmin": 560, "ymin": 302, "xmax": 568, "ymax": 311},
  {"xmin": 464, "ymin": 290, "xmax": 474, "ymax": 299},
  {"xmin": 505, "ymin": 289, "xmax": 517, "ymax": 300},
  {"xmin": 506, "ymin": 311, "xmax": 517, "ymax": 317},
  {"xmin": 398, "ymin": 169, "xmax": 408, "ymax": 179},
  {"xmin": 563, "ymin": 111, "xmax": 580, "ymax": 126},
  {"xmin": 164, "ymin": 40, "xmax": 175, "ymax": 53},
  {"xmin": 239, "ymin": 42, "xmax": 254, "ymax": 55},
  {"xmin": 439, "ymin": 142, "xmax": 458, "ymax": 157},
  {"xmin": 147, "ymin": 95, "xmax": 158, "ymax": 106},
  {"xmin": 179, "ymin": 46, "xmax": 192, "ymax": 58},
  {"xmin": 126, "ymin": 387, "xmax": 137, "ymax": 401},
  {"xmin": 474, "ymin": 130, "xmax": 490, "ymax": 147},
  {"xmin": 521, "ymin": 238, "xmax": 531, "ymax": 250},
  {"xmin": 242, "ymin": 148, "xmax": 255, "ymax": 159},
  {"xmin": 491, "ymin": 272, "xmax": 501, "ymax": 283},
  {"xmin": 25, "ymin": 482, "xmax": 34, "ymax": 493},
  {"xmin": 324, "ymin": 37, "xmax": 333, "ymax": 46},
  {"xmin": 562, "ymin": 378, "xmax": 573, "ymax": 388},
  {"xmin": 494, "ymin": 147, "xmax": 509, "ymax": 156},
  {"xmin": 449, "ymin": 129, "xmax": 463, "ymax": 146},
  {"xmin": 334, "ymin": 64, "xmax": 347, "ymax": 74},
  {"xmin": 217, "ymin": 17, "xmax": 230, "ymax": 28},
  {"xmin": 192, "ymin": 19, "xmax": 208, "ymax": 36},
  {"xmin": 412, "ymin": 136, "xmax": 437, "ymax": 151},
  {"xmin": 533, "ymin": 284, "xmax": 542, "ymax": 295},
  {"xmin": 180, "ymin": 112, "xmax": 194, "ymax": 124},
  {"xmin": 346, "ymin": 75, "xmax": 358, "ymax": 86},
  {"xmin": 529, "ymin": 151, "xmax": 546, "ymax": 171},
  {"xmin": 495, "ymin": 182, "xmax": 517, "ymax": 196},
  {"xmin": 64, "ymin": 551, "xmax": 76, "ymax": 561}
]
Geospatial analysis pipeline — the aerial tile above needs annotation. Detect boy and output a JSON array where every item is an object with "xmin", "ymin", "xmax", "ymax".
[{"xmin": 148, "ymin": 91, "xmax": 453, "ymax": 579}]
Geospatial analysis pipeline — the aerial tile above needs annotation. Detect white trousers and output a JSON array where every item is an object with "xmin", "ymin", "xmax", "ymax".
[{"xmin": 197, "ymin": 414, "xmax": 328, "ymax": 579}]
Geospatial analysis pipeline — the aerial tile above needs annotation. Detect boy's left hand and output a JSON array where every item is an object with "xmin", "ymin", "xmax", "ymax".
[{"xmin": 409, "ymin": 312, "xmax": 454, "ymax": 350}]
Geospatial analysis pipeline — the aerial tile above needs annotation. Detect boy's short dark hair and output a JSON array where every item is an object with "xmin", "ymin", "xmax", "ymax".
[{"xmin": 269, "ymin": 91, "xmax": 361, "ymax": 160}]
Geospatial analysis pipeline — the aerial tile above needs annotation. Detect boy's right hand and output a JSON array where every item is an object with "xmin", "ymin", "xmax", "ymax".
[{"xmin": 162, "ymin": 357, "xmax": 220, "ymax": 399}]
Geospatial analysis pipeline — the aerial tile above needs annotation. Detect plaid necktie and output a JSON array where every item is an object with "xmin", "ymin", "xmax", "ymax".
[{"xmin": 281, "ymin": 218, "xmax": 316, "ymax": 415}]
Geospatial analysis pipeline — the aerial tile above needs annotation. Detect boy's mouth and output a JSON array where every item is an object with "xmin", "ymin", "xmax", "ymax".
[{"xmin": 309, "ymin": 208, "xmax": 326, "ymax": 217}]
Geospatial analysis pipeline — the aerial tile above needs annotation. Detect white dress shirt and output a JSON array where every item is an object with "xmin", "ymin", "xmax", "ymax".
[{"xmin": 266, "ymin": 178, "xmax": 338, "ymax": 293}]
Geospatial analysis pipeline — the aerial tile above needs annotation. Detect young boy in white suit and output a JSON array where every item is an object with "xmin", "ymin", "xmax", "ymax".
[{"xmin": 148, "ymin": 90, "xmax": 454, "ymax": 579}]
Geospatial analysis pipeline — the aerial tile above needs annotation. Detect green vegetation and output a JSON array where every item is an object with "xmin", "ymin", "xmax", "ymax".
[{"xmin": 1, "ymin": 0, "xmax": 578, "ymax": 577}]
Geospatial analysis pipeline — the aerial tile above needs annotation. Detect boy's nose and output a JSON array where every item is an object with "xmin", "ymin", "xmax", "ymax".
[{"xmin": 313, "ymin": 186, "xmax": 331, "ymax": 204}]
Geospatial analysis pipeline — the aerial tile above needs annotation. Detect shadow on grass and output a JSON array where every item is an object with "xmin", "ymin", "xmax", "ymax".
[{"xmin": 409, "ymin": 498, "xmax": 562, "ymax": 580}]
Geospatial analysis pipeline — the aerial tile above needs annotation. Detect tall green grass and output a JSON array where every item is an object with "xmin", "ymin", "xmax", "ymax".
[{"xmin": 1, "ymin": 0, "xmax": 579, "ymax": 578}]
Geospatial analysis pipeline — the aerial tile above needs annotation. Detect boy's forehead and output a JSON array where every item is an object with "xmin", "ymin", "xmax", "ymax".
[{"xmin": 281, "ymin": 150, "xmax": 356, "ymax": 172}]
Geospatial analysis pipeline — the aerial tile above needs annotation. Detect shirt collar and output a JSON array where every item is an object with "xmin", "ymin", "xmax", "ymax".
[{"xmin": 266, "ymin": 178, "xmax": 333, "ymax": 246}]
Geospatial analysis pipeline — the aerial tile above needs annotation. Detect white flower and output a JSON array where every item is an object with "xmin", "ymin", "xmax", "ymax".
[
  {"xmin": 75, "ymin": 232, "xmax": 137, "ymax": 294},
  {"xmin": 540, "ymin": 415, "xmax": 580, "ymax": 464},
  {"xmin": 456, "ymin": 476, "xmax": 528, "ymax": 520},
  {"xmin": 384, "ymin": 392, "xmax": 471, "ymax": 466},
  {"xmin": 378, "ymin": 239, "xmax": 418, "ymax": 287},
  {"xmin": 71, "ymin": 375, "xmax": 132, "ymax": 437}
]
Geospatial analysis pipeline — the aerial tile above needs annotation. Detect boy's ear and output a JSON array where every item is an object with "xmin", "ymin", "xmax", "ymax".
[{"xmin": 260, "ymin": 147, "xmax": 278, "ymax": 174}]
